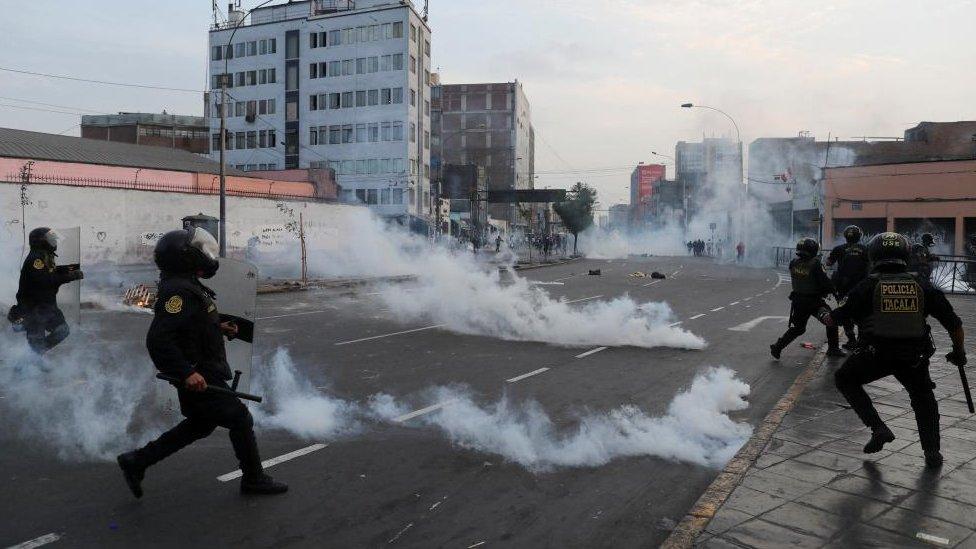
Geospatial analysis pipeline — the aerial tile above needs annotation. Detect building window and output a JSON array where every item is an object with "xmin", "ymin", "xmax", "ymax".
[
  {"xmin": 342, "ymin": 59, "xmax": 354, "ymax": 75},
  {"xmin": 259, "ymin": 130, "xmax": 267, "ymax": 148},
  {"xmin": 329, "ymin": 93, "xmax": 340, "ymax": 109},
  {"xmin": 410, "ymin": 23, "xmax": 417, "ymax": 42},
  {"xmin": 380, "ymin": 188, "xmax": 390, "ymax": 204},
  {"xmin": 328, "ymin": 29, "xmax": 341, "ymax": 46},
  {"xmin": 246, "ymin": 131, "xmax": 257, "ymax": 149},
  {"xmin": 235, "ymin": 102, "xmax": 245, "ymax": 117},
  {"xmin": 309, "ymin": 94, "xmax": 318, "ymax": 111},
  {"xmin": 409, "ymin": 55, "xmax": 417, "ymax": 74},
  {"xmin": 267, "ymin": 99, "xmax": 275, "ymax": 114},
  {"xmin": 368, "ymin": 89, "xmax": 378, "ymax": 106},
  {"xmin": 356, "ymin": 90, "xmax": 366, "ymax": 107},
  {"xmin": 285, "ymin": 31, "xmax": 299, "ymax": 59},
  {"xmin": 235, "ymin": 42, "xmax": 246, "ymax": 58},
  {"xmin": 355, "ymin": 189, "xmax": 366, "ymax": 203},
  {"xmin": 341, "ymin": 91, "xmax": 353, "ymax": 108},
  {"xmin": 285, "ymin": 64, "xmax": 298, "ymax": 90},
  {"xmin": 268, "ymin": 68, "xmax": 276, "ymax": 83},
  {"xmin": 235, "ymin": 131, "xmax": 245, "ymax": 149},
  {"xmin": 211, "ymin": 133, "xmax": 221, "ymax": 150},
  {"xmin": 309, "ymin": 127, "xmax": 318, "ymax": 146},
  {"xmin": 424, "ymin": 99, "xmax": 430, "ymax": 116},
  {"xmin": 356, "ymin": 57, "xmax": 366, "ymax": 74},
  {"xmin": 424, "ymin": 131, "xmax": 429, "ymax": 149},
  {"xmin": 410, "ymin": 122, "xmax": 416, "ymax": 142},
  {"xmin": 247, "ymin": 41, "xmax": 257, "ymax": 56},
  {"xmin": 369, "ymin": 123, "xmax": 379, "ymax": 142},
  {"xmin": 381, "ymin": 88, "xmax": 392, "ymax": 104},
  {"xmin": 393, "ymin": 21, "xmax": 403, "ymax": 38},
  {"xmin": 425, "ymin": 70, "xmax": 431, "ymax": 86},
  {"xmin": 329, "ymin": 125, "xmax": 341, "ymax": 144},
  {"xmin": 342, "ymin": 124, "xmax": 353, "ymax": 143},
  {"xmin": 211, "ymin": 46, "xmax": 222, "ymax": 61},
  {"xmin": 310, "ymin": 32, "xmax": 318, "ymax": 48},
  {"xmin": 410, "ymin": 89, "xmax": 416, "ymax": 106},
  {"xmin": 381, "ymin": 122, "xmax": 391, "ymax": 141},
  {"xmin": 318, "ymin": 31, "xmax": 327, "ymax": 47},
  {"xmin": 269, "ymin": 38, "xmax": 276, "ymax": 53},
  {"xmin": 367, "ymin": 189, "xmax": 378, "ymax": 205},
  {"xmin": 260, "ymin": 39, "xmax": 268, "ymax": 55},
  {"xmin": 392, "ymin": 87, "xmax": 403, "ymax": 104},
  {"xmin": 329, "ymin": 60, "xmax": 340, "ymax": 77},
  {"xmin": 425, "ymin": 40, "xmax": 431, "ymax": 57},
  {"xmin": 368, "ymin": 56, "xmax": 379, "ymax": 73},
  {"xmin": 356, "ymin": 123, "xmax": 367, "ymax": 142},
  {"xmin": 392, "ymin": 188, "xmax": 404, "ymax": 204},
  {"xmin": 235, "ymin": 72, "xmax": 245, "ymax": 87},
  {"xmin": 310, "ymin": 63, "xmax": 318, "ymax": 79},
  {"xmin": 392, "ymin": 121, "xmax": 403, "ymax": 141}
]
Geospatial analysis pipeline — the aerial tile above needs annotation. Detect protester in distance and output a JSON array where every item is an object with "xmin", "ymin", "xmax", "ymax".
[{"xmin": 825, "ymin": 225, "xmax": 870, "ymax": 349}]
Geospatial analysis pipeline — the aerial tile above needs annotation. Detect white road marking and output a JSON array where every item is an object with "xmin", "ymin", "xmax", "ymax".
[
  {"xmin": 575, "ymin": 346, "xmax": 608, "ymax": 359},
  {"xmin": 642, "ymin": 280, "xmax": 661, "ymax": 287},
  {"xmin": 728, "ymin": 316, "xmax": 789, "ymax": 332},
  {"xmin": 335, "ymin": 324, "xmax": 445, "ymax": 346},
  {"xmin": 689, "ymin": 313, "xmax": 706, "ymax": 320},
  {"xmin": 218, "ymin": 443, "xmax": 327, "ymax": 482},
  {"xmin": 468, "ymin": 543, "xmax": 486, "ymax": 549},
  {"xmin": 710, "ymin": 307, "xmax": 725, "ymax": 312},
  {"xmin": 394, "ymin": 400, "xmax": 458, "ymax": 423},
  {"xmin": 506, "ymin": 367, "xmax": 550, "ymax": 383},
  {"xmin": 916, "ymin": 532, "xmax": 950, "ymax": 546},
  {"xmin": 530, "ymin": 281, "xmax": 565, "ymax": 286},
  {"xmin": 6, "ymin": 533, "xmax": 61, "ymax": 549},
  {"xmin": 743, "ymin": 297, "xmax": 752, "ymax": 301},
  {"xmin": 565, "ymin": 295, "xmax": 603, "ymax": 304},
  {"xmin": 552, "ymin": 275, "xmax": 576, "ymax": 282},
  {"xmin": 388, "ymin": 523, "xmax": 414, "ymax": 544},
  {"xmin": 729, "ymin": 301, "xmax": 740, "ymax": 306},
  {"xmin": 669, "ymin": 321, "xmax": 683, "ymax": 327},
  {"xmin": 754, "ymin": 293, "xmax": 763, "ymax": 298},
  {"xmin": 258, "ymin": 309, "xmax": 331, "ymax": 321}
]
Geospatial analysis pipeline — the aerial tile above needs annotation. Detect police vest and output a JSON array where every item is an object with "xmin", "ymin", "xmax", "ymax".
[
  {"xmin": 160, "ymin": 276, "xmax": 232, "ymax": 380},
  {"xmin": 790, "ymin": 257, "xmax": 821, "ymax": 295},
  {"xmin": 838, "ymin": 244, "xmax": 869, "ymax": 277},
  {"xmin": 865, "ymin": 273, "xmax": 927, "ymax": 339}
]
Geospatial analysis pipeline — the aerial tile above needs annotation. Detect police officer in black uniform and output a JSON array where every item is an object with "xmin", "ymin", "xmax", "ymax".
[
  {"xmin": 830, "ymin": 232, "xmax": 966, "ymax": 468},
  {"xmin": 13, "ymin": 227, "xmax": 83, "ymax": 353},
  {"xmin": 116, "ymin": 227, "xmax": 287, "ymax": 498},
  {"xmin": 909, "ymin": 233, "xmax": 938, "ymax": 281},
  {"xmin": 770, "ymin": 238, "xmax": 845, "ymax": 359},
  {"xmin": 825, "ymin": 225, "xmax": 870, "ymax": 349}
]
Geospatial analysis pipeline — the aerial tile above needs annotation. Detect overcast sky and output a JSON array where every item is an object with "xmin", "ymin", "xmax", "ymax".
[{"xmin": 1, "ymin": 0, "xmax": 973, "ymax": 206}]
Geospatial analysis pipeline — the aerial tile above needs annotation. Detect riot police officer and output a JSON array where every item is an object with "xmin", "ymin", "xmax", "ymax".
[
  {"xmin": 14, "ymin": 227, "xmax": 83, "ymax": 353},
  {"xmin": 116, "ymin": 227, "xmax": 287, "ymax": 498},
  {"xmin": 829, "ymin": 232, "xmax": 966, "ymax": 468},
  {"xmin": 825, "ymin": 225, "xmax": 870, "ymax": 349},
  {"xmin": 909, "ymin": 233, "xmax": 938, "ymax": 281},
  {"xmin": 770, "ymin": 238, "xmax": 845, "ymax": 359}
]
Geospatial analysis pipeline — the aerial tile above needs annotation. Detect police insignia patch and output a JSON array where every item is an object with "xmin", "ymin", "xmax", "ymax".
[
  {"xmin": 164, "ymin": 295, "xmax": 183, "ymax": 314},
  {"xmin": 32, "ymin": 258, "xmax": 44, "ymax": 270}
]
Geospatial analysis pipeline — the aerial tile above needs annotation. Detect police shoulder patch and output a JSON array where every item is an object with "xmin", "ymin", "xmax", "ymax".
[
  {"xmin": 32, "ymin": 258, "xmax": 45, "ymax": 270},
  {"xmin": 164, "ymin": 295, "xmax": 184, "ymax": 314}
]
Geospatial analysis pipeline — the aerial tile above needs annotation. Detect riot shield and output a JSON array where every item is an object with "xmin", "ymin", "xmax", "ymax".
[
  {"xmin": 55, "ymin": 227, "xmax": 81, "ymax": 326},
  {"xmin": 158, "ymin": 258, "xmax": 259, "ymax": 410}
]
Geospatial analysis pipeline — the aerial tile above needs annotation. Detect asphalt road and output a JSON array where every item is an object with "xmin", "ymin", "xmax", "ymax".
[{"xmin": 0, "ymin": 256, "xmax": 832, "ymax": 549}]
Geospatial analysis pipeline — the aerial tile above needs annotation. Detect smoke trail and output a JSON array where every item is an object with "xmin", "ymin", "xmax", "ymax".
[
  {"xmin": 250, "ymin": 348, "xmax": 359, "ymax": 439},
  {"xmin": 372, "ymin": 367, "xmax": 751, "ymax": 470}
]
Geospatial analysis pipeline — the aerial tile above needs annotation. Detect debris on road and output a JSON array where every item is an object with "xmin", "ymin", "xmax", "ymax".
[
  {"xmin": 628, "ymin": 271, "xmax": 647, "ymax": 278},
  {"xmin": 651, "ymin": 272, "xmax": 666, "ymax": 279},
  {"xmin": 588, "ymin": 269, "xmax": 602, "ymax": 276},
  {"xmin": 800, "ymin": 342, "xmax": 816, "ymax": 349}
]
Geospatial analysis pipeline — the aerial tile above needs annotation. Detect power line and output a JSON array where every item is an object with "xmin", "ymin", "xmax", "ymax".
[
  {"xmin": 0, "ymin": 96, "xmax": 106, "ymax": 114},
  {"xmin": 0, "ymin": 103, "xmax": 89, "ymax": 116},
  {"xmin": 0, "ymin": 67, "xmax": 204, "ymax": 94}
]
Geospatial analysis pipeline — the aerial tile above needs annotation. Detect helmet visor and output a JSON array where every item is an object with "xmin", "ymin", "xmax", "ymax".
[
  {"xmin": 45, "ymin": 229, "xmax": 61, "ymax": 250},
  {"xmin": 189, "ymin": 227, "xmax": 219, "ymax": 261}
]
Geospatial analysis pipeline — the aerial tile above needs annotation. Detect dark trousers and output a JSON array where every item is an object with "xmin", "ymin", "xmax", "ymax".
[
  {"xmin": 23, "ymin": 305, "xmax": 69, "ymax": 354},
  {"xmin": 137, "ymin": 379, "xmax": 263, "ymax": 478},
  {"xmin": 774, "ymin": 296, "xmax": 839, "ymax": 350},
  {"xmin": 834, "ymin": 349, "xmax": 940, "ymax": 453}
]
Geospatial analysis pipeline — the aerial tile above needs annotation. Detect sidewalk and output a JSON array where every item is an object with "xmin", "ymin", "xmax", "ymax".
[{"xmin": 674, "ymin": 297, "xmax": 976, "ymax": 548}]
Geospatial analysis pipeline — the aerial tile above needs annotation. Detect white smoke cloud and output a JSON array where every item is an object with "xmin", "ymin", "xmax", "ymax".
[
  {"xmin": 250, "ymin": 348, "xmax": 359, "ymax": 439},
  {"xmin": 371, "ymin": 367, "xmax": 751, "ymax": 470}
]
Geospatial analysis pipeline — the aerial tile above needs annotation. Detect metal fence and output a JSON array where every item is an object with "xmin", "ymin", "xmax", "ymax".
[{"xmin": 771, "ymin": 246, "xmax": 794, "ymax": 269}]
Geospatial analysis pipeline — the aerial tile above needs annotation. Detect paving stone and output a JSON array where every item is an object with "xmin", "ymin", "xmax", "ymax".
[
  {"xmin": 896, "ymin": 492, "xmax": 976, "ymax": 530},
  {"xmin": 801, "ymin": 486, "xmax": 892, "ymax": 521},
  {"xmin": 794, "ymin": 449, "xmax": 868, "ymax": 473},
  {"xmin": 827, "ymin": 473, "xmax": 913, "ymax": 504},
  {"xmin": 723, "ymin": 518, "xmax": 823, "ymax": 549},
  {"xmin": 741, "ymin": 468, "xmax": 821, "ymax": 500},
  {"xmin": 698, "ymin": 535, "xmax": 748, "ymax": 549},
  {"xmin": 818, "ymin": 438, "xmax": 894, "ymax": 460},
  {"xmin": 954, "ymin": 532, "xmax": 976, "ymax": 549},
  {"xmin": 761, "ymin": 501, "xmax": 852, "ymax": 540},
  {"xmin": 765, "ymin": 438, "xmax": 814, "ymax": 458},
  {"xmin": 870, "ymin": 507, "xmax": 973, "ymax": 547},
  {"xmin": 774, "ymin": 426, "xmax": 840, "ymax": 447},
  {"xmin": 722, "ymin": 486, "xmax": 788, "ymax": 516},
  {"xmin": 822, "ymin": 523, "xmax": 929, "ymax": 548},
  {"xmin": 764, "ymin": 459, "xmax": 845, "ymax": 485},
  {"xmin": 705, "ymin": 507, "xmax": 754, "ymax": 535},
  {"xmin": 937, "ymin": 400, "xmax": 976, "ymax": 419},
  {"xmin": 922, "ymin": 479, "xmax": 976, "ymax": 508},
  {"xmin": 752, "ymin": 452, "xmax": 788, "ymax": 469},
  {"xmin": 852, "ymin": 460, "xmax": 944, "ymax": 492},
  {"xmin": 944, "ymin": 427, "xmax": 976, "ymax": 443}
]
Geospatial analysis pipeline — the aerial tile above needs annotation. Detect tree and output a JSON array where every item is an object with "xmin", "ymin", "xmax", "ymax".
[{"xmin": 554, "ymin": 181, "xmax": 597, "ymax": 255}]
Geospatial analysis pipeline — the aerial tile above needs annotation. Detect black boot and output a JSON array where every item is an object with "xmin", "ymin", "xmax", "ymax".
[
  {"xmin": 241, "ymin": 473, "xmax": 288, "ymax": 495},
  {"xmin": 864, "ymin": 425, "xmax": 895, "ymax": 454},
  {"xmin": 826, "ymin": 347, "xmax": 847, "ymax": 358},
  {"xmin": 117, "ymin": 451, "xmax": 146, "ymax": 499},
  {"xmin": 770, "ymin": 344, "xmax": 782, "ymax": 360},
  {"xmin": 924, "ymin": 451, "xmax": 944, "ymax": 469}
]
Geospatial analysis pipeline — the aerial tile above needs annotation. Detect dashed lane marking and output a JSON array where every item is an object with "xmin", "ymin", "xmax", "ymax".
[
  {"xmin": 334, "ymin": 324, "xmax": 445, "ymax": 346},
  {"xmin": 743, "ymin": 297, "xmax": 752, "ymax": 301},
  {"xmin": 689, "ymin": 314, "xmax": 706, "ymax": 320},
  {"xmin": 565, "ymin": 295, "xmax": 603, "ymax": 304},
  {"xmin": 575, "ymin": 346, "xmax": 607, "ymax": 359},
  {"xmin": 6, "ymin": 533, "xmax": 61, "ymax": 549},
  {"xmin": 258, "ymin": 310, "xmax": 331, "ymax": 321},
  {"xmin": 218, "ymin": 443, "xmax": 327, "ymax": 482},
  {"xmin": 669, "ymin": 321, "xmax": 683, "ymax": 327},
  {"xmin": 729, "ymin": 301, "xmax": 740, "ymax": 306},
  {"xmin": 394, "ymin": 400, "xmax": 458, "ymax": 423},
  {"xmin": 728, "ymin": 316, "xmax": 789, "ymax": 332},
  {"xmin": 710, "ymin": 307, "xmax": 725, "ymax": 312},
  {"xmin": 642, "ymin": 280, "xmax": 662, "ymax": 287},
  {"xmin": 506, "ymin": 367, "xmax": 550, "ymax": 383}
]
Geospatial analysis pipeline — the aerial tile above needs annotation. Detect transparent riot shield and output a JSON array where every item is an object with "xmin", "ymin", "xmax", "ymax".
[{"xmin": 55, "ymin": 227, "xmax": 82, "ymax": 326}]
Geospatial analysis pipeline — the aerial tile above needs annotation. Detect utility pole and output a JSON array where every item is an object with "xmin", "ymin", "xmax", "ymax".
[{"xmin": 219, "ymin": 81, "xmax": 227, "ymax": 257}]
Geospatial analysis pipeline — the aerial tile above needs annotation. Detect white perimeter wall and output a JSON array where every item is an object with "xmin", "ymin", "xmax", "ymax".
[{"xmin": 0, "ymin": 183, "xmax": 365, "ymax": 269}]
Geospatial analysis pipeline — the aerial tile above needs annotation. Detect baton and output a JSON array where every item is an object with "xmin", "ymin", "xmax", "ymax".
[
  {"xmin": 957, "ymin": 365, "xmax": 975, "ymax": 414},
  {"xmin": 155, "ymin": 373, "xmax": 263, "ymax": 403}
]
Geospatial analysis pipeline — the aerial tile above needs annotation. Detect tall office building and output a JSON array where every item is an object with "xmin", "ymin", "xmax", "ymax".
[{"xmin": 208, "ymin": 0, "xmax": 432, "ymax": 221}]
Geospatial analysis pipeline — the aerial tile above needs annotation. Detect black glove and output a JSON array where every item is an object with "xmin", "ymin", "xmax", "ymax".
[
  {"xmin": 947, "ymin": 348, "xmax": 968, "ymax": 367},
  {"xmin": 72, "ymin": 270, "xmax": 85, "ymax": 281}
]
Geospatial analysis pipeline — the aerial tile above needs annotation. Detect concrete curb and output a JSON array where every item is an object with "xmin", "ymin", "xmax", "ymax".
[
  {"xmin": 256, "ymin": 275, "xmax": 416, "ymax": 294},
  {"xmin": 660, "ymin": 345, "xmax": 829, "ymax": 549},
  {"xmin": 512, "ymin": 256, "xmax": 580, "ymax": 271}
]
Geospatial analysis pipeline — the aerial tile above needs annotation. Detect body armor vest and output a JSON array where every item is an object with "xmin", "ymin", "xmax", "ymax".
[
  {"xmin": 865, "ymin": 272, "xmax": 927, "ymax": 339},
  {"xmin": 159, "ymin": 276, "xmax": 232, "ymax": 380},
  {"xmin": 790, "ymin": 257, "xmax": 820, "ymax": 295}
]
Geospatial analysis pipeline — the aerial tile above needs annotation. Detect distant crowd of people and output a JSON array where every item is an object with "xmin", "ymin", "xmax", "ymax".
[{"xmin": 687, "ymin": 238, "xmax": 746, "ymax": 261}]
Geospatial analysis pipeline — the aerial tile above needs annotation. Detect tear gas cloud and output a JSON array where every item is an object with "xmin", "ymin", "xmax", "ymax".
[
  {"xmin": 371, "ymin": 366, "xmax": 752, "ymax": 470},
  {"xmin": 306, "ymin": 213, "xmax": 704, "ymax": 350}
]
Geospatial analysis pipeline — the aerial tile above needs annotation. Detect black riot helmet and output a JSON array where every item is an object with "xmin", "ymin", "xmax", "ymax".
[
  {"xmin": 795, "ymin": 238, "xmax": 820, "ymax": 259},
  {"xmin": 843, "ymin": 225, "xmax": 862, "ymax": 243},
  {"xmin": 921, "ymin": 233, "xmax": 934, "ymax": 247},
  {"xmin": 868, "ymin": 232, "xmax": 911, "ymax": 270},
  {"xmin": 153, "ymin": 227, "xmax": 220, "ymax": 279},
  {"xmin": 28, "ymin": 227, "xmax": 59, "ymax": 252}
]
